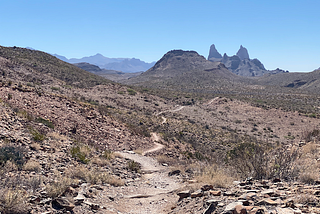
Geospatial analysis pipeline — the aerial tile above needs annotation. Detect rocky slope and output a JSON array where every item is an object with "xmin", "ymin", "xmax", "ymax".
[{"xmin": 1, "ymin": 45, "xmax": 320, "ymax": 214}]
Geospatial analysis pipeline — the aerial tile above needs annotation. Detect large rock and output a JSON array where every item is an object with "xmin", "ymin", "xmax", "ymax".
[
  {"xmin": 52, "ymin": 198, "xmax": 75, "ymax": 211},
  {"xmin": 236, "ymin": 45, "xmax": 250, "ymax": 60},
  {"xmin": 208, "ymin": 44, "xmax": 222, "ymax": 61}
]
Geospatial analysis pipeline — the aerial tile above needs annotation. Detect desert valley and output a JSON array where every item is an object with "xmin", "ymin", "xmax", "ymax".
[{"xmin": 0, "ymin": 44, "xmax": 320, "ymax": 214}]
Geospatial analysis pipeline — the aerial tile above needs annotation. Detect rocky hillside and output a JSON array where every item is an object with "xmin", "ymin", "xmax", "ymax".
[
  {"xmin": 122, "ymin": 49, "xmax": 239, "ymax": 86},
  {"xmin": 1, "ymin": 45, "xmax": 320, "ymax": 214}
]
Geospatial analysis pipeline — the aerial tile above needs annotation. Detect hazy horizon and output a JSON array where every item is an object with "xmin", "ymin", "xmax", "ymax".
[{"xmin": 1, "ymin": 0, "xmax": 319, "ymax": 72}]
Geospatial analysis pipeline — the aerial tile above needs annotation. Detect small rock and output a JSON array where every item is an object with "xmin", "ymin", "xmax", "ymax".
[
  {"xmin": 177, "ymin": 190, "xmax": 190, "ymax": 200},
  {"xmin": 168, "ymin": 170, "xmax": 181, "ymax": 176},
  {"xmin": 191, "ymin": 189, "xmax": 203, "ymax": 198},
  {"xmin": 52, "ymin": 198, "xmax": 75, "ymax": 211},
  {"xmin": 233, "ymin": 204, "xmax": 247, "ymax": 214},
  {"xmin": 225, "ymin": 202, "xmax": 243, "ymax": 212},
  {"xmin": 84, "ymin": 201, "xmax": 100, "ymax": 210},
  {"xmin": 210, "ymin": 190, "xmax": 221, "ymax": 196},
  {"xmin": 201, "ymin": 185, "xmax": 213, "ymax": 191}
]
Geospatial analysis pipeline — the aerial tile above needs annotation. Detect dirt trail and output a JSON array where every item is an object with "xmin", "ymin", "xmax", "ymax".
[
  {"xmin": 111, "ymin": 140, "xmax": 181, "ymax": 213},
  {"xmin": 105, "ymin": 106, "xmax": 188, "ymax": 213},
  {"xmin": 156, "ymin": 105, "xmax": 185, "ymax": 116}
]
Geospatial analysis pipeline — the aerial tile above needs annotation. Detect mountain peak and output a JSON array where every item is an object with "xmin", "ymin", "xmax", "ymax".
[
  {"xmin": 208, "ymin": 44, "xmax": 222, "ymax": 60},
  {"xmin": 236, "ymin": 45, "xmax": 250, "ymax": 60}
]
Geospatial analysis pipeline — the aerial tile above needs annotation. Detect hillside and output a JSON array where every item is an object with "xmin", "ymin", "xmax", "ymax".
[
  {"xmin": 0, "ymin": 46, "xmax": 110, "ymax": 88},
  {"xmin": 1, "ymin": 46, "xmax": 320, "ymax": 213}
]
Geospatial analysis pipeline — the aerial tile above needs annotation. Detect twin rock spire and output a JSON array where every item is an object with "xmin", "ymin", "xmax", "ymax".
[{"xmin": 208, "ymin": 44, "xmax": 249, "ymax": 61}]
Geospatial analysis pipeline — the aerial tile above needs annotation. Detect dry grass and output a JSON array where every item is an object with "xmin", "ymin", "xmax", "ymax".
[
  {"xmin": 91, "ymin": 157, "xmax": 110, "ymax": 166},
  {"xmin": 29, "ymin": 143, "xmax": 41, "ymax": 151},
  {"xmin": 102, "ymin": 150, "xmax": 114, "ymax": 160},
  {"xmin": 294, "ymin": 194, "xmax": 319, "ymax": 206},
  {"xmin": 47, "ymin": 132, "xmax": 68, "ymax": 142},
  {"xmin": 45, "ymin": 176, "xmax": 75, "ymax": 198},
  {"xmin": 66, "ymin": 166, "xmax": 124, "ymax": 186},
  {"xmin": 0, "ymin": 188, "xmax": 29, "ymax": 214},
  {"xmin": 302, "ymin": 142, "xmax": 319, "ymax": 157},
  {"xmin": 196, "ymin": 165, "xmax": 234, "ymax": 188},
  {"xmin": 2, "ymin": 161, "xmax": 18, "ymax": 173},
  {"xmin": 23, "ymin": 160, "xmax": 41, "ymax": 172}
]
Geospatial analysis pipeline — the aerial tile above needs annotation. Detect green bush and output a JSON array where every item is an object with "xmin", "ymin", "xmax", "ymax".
[
  {"xmin": 0, "ymin": 146, "xmax": 25, "ymax": 169},
  {"xmin": 35, "ymin": 117, "xmax": 54, "ymax": 129},
  {"xmin": 127, "ymin": 88, "xmax": 137, "ymax": 95},
  {"xmin": 29, "ymin": 128, "xmax": 46, "ymax": 142},
  {"xmin": 128, "ymin": 160, "xmax": 141, "ymax": 173},
  {"xmin": 70, "ymin": 145, "xmax": 90, "ymax": 164}
]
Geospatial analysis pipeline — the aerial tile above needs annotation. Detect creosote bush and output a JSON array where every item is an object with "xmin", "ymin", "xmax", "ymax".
[
  {"xmin": 0, "ymin": 188, "xmax": 28, "ymax": 214},
  {"xmin": 35, "ymin": 117, "xmax": 54, "ymax": 129},
  {"xmin": 227, "ymin": 142, "xmax": 300, "ymax": 181},
  {"xmin": 29, "ymin": 128, "xmax": 46, "ymax": 142},
  {"xmin": 70, "ymin": 144, "xmax": 91, "ymax": 164},
  {"xmin": 128, "ymin": 160, "xmax": 141, "ymax": 173},
  {"xmin": 0, "ymin": 146, "xmax": 25, "ymax": 169}
]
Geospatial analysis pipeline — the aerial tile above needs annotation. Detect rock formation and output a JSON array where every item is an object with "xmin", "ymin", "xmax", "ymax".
[
  {"xmin": 208, "ymin": 44, "xmax": 222, "ymax": 61},
  {"xmin": 236, "ymin": 45, "xmax": 250, "ymax": 60},
  {"xmin": 208, "ymin": 44, "xmax": 287, "ymax": 77}
]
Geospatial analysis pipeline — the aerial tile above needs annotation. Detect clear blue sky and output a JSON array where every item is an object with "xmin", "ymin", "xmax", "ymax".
[{"xmin": 1, "ymin": 0, "xmax": 319, "ymax": 72}]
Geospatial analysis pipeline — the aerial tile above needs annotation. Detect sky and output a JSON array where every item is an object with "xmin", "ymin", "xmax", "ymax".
[{"xmin": 0, "ymin": 0, "xmax": 319, "ymax": 72}]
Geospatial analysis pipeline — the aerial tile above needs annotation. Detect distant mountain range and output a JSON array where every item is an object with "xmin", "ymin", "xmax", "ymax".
[
  {"xmin": 53, "ymin": 53, "xmax": 155, "ymax": 73},
  {"xmin": 208, "ymin": 44, "xmax": 289, "ymax": 77},
  {"xmin": 74, "ymin": 62, "xmax": 142, "ymax": 82}
]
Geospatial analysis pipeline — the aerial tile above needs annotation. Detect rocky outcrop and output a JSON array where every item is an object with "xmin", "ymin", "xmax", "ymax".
[
  {"xmin": 208, "ymin": 44, "xmax": 287, "ymax": 77},
  {"xmin": 236, "ymin": 45, "xmax": 250, "ymax": 60},
  {"xmin": 141, "ymin": 50, "xmax": 223, "ymax": 78},
  {"xmin": 171, "ymin": 179, "xmax": 320, "ymax": 213},
  {"xmin": 208, "ymin": 44, "xmax": 222, "ymax": 61}
]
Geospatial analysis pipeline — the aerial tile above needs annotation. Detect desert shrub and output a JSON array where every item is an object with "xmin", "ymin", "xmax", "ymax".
[
  {"xmin": 227, "ymin": 142, "xmax": 270, "ymax": 179},
  {"xmin": 303, "ymin": 129, "xmax": 320, "ymax": 142},
  {"xmin": 45, "ymin": 177, "xmax": 74, "ymax": 198},
  {"xmin": 51, "ymin": 86, "xmax": 60, "ymax": 91},
  {"xmin": 196, "ymin": 165, "xmax": 234, "ymax": 188},
  {"xmin": 128, "ymin": 160, "xmax": 141, "ymax": 173},
  {"xmin": 70, "ymin": 144, "xmax": 90, "ymax": 164},
  {"xmin": 23, "ymin": 160, "xmax": 41, "ymax": 172},
  {"xmin": 102, "ymin": 150, "xmax": 114, "ymax": 160},
  {"xmin": 66, "ymin": 166, "xmax": 124, "ymax": 186},
  {"xmin": 35, "ymin": 117, "xmax": 54, "ymax": 129},
  {"xmin": 0, "ymin": 188, "xmax": 28, "ymax": 214},
  {"xmin": 270, "ymin": 146, "xmax": 300, "ymax": 180},
  {"xmin": 0, "ymin": 146, "xmax": 25, "ymax": 169},
  {"xmin": 226, "ymin": 142, "xmax": 300, "ymax": 181},
  {"xmin": 17, "ymin": 110, "xmax": 33, "ymax": 121},
  {"xmin": 127, "ymin": 88, "xmax": 137, "ymax": 95},
  {"xmin": 26, "ymin": 176, "xmax": 42, "ymax": 193},
  {"xmin": 29, "ymin": 128, "xmax": 46, "ymax": 142}
]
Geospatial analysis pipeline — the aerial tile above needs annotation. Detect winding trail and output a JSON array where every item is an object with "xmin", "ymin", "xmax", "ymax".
[{"xmin": 105, "ymin": 105, "xmax": 188, "ymax": 213}]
